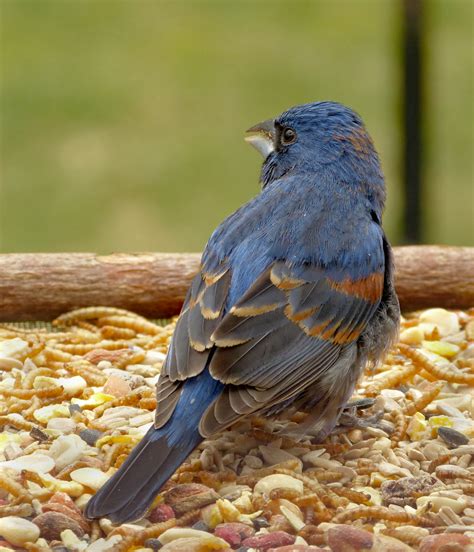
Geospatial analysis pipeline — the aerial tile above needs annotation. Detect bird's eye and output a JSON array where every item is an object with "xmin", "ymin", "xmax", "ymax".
[{"xmin": 281, "ymin": 127, "xmax": 297, "ymax": 145}]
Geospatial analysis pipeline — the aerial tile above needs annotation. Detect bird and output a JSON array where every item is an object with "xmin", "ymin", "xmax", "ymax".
[{"xmin": 85, "ymin": 101, "xmax": 400, "ymax": 523}]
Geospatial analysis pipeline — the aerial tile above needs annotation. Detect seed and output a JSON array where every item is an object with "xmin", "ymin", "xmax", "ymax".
[
  {"xmin": 438, "ymin": 426, "xmax": 469, "ymax": 447},
  {"xmin": 78, "ymin": 428, "xmax": 103, "ymax": 446},
  {"xmin": 70, "ymin": 468, "xmax": 110, "ymax": 491},
  {"xmin": 0, "ymin": 453, "xmax": 55, "ymax": 474},
  {"xmin": 0, "ymin": 516, "xmax": 40, "ymax": 546},
  {"xmin": 254, "ymin": 474, "xmax": 304, "ymax": 496}
]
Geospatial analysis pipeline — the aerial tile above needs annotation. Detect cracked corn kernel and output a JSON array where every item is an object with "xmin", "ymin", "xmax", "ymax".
[
  {"xmin": 428, "ymin": 415, "xmax": 453, "ymax": 437},
  {"xmin": 422, "ymin": 340, "xmax": 460, "ymax": 358},
  {"xmin": 406, "ymin": 412, "xmax": 428, "ymax": 440}
]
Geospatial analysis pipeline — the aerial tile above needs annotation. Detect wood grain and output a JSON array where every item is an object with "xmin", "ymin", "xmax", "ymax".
[
  {"xmin": 0, "ymin": 246, "xmax": 472, "ymax": 321},
  {"xmin": 393, "ymin": 245, "xmax": 474, "ymax": 311}
]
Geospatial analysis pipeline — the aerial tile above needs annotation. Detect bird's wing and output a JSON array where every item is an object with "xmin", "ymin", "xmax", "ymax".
[
  {"xmin": 154, "ymin": 264, "xmax": 231, "ymax": 428},
  {"xmin": 199, "ymin": 254, "xmax": 385, "ymax": 435},
  {"xmin": 156, "ymin": 226, "xmax": 385, "ymax": 434}
]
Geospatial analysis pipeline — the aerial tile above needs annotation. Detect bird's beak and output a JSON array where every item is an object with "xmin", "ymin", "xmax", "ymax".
[{"xmin": 244, "ymin": 119, "xmax": 275, "ymax": 158}]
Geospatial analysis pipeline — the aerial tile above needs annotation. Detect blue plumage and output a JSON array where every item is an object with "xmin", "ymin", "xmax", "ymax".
[
  {"xmin": 85, "ymin": 101, "xmax": 399, "ymax": 523},
  {"xmin": 166, "ymin": 369, "xmax": 224, "ymax": 447}
]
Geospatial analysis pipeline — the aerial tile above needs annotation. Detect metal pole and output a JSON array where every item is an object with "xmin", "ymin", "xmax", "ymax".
[{"xmin": 402, "ymin": 0, "xmax": 424, "ymax": 243}]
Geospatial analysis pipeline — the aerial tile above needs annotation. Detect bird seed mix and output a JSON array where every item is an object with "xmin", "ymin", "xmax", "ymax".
[{"xmin": 0, "ymin": 306, "xmax": 472, "ymax": 551}]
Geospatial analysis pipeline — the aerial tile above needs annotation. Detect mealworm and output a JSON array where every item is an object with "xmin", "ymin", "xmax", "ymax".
[
  {"xmin": 23, "ymin": 367, "xmax": 56, "ymax": 389},
  {"xmin": 0, "ymin": 415, "xmax": 36, "ymax": 431},
  {"xmin": 381, "ymin": 526, "xmax": 428, "ymax": 547},
  {"xmin": 26, "ymin": 341, "xmax": 46, "ymax": 359},
  {"xmin": 293, "ymin": 492, "xmax": 327, "ymax": 513},
  {"xmin": 442, "ymin": 482, "xmax": 474, "ymax": 494},
  {"xmin": 43, "ymin": 347, "xmax": 73, "ymax": 363},
  {"xmin": 398, "ymin": 343, "xmax": 474, "ymax": 385},
  {"xmin": 76, "ymin": 320, "xmax": 102, "ymax": 333},
  {"xmin": 21, "ymin": 470, "xmax": 44, "ymax": 487},
  {"xmin": 236, "ymin": 459, "xmax": 302, "ymax": 485},
  {"xmin": 298, "ymin": 524, "xmax": 326, "ymax": 546},
  {"xmin": 305, "ymin": 469, "xmax": 343, "ymax": 483},
  {"xmin": 138, "ymin": 397, "xmax": 157, "ymax": 410},
  {"xmin": 403, "ymin": 382, "xmax": 444, "ymax": 416},
  {"xmin": 98, "ymin": 315, "xmax": 161, "ymax": 336},
  {"xmin": 115, "ymin": 350, "xmax": 146, "ymax": 369},
  {"xmin": 115, "ymin": 518, "xmax": 177, "ymax": 551},
  {"xmin": 22, "ymin": 396, "xmax": 42, "ymax": 419},
  {"xmin": 332, "ymin": 505, "xmax": 435, "ymax": 526},
  {"xmin": 100, "ymin": 325, "xmax": 137, "ymax": 340},
  {"xmin": 92, "ymin": 387, "xmax": 153, "ymax": 417},
  {"xmin": 0, "ymin": 385, "xmax": 63, "ymax": 399},
  {"xmin": 90, "ymin": 520, "xmax": 102, "ymax": 542},
  {"xmin": 390, "ymin": 408, "xmax": 408, "ymax": 446},
  {"xmin": 54, "ymin": 306, "xmax": 145, "ymax": 327},
  {"xmin": 66, "ymin": 360, "xmax": 106, "ymax": 386},
  {"xmin": 198, "ymin": 469, "xmax": 236, "ymax": 489},
  {"xmin": 365, "ymin": 362, "xmax": 420, "ymax": 396},
  {"xmin": 330, "ymin": 486, "xmax": 372, "ymax": 505},
  {"xmin": 275, "ymin": 469, "xmax": 346, "ymax": 509},
  {"xmin": 0, "ymin": 472, "xmax": 33, "ymax": 502},
  {"xmin": 6, "ymin": 398, "xmax": 30, "ymax": 415},
  {"xmin": 426, "ymin": 454, "xmax": 452, "ymax": 473},
  {"xmin": 269, "ymin": 488, "xmax": 303, "ymax": 501},
  {"xmin": 56, "ymin": 460, "xmax": 96, "ymax": 480}
]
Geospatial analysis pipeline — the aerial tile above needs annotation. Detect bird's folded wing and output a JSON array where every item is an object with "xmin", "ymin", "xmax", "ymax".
[
  {"xmin": 156, "ymin": 248, "xmax": 384, "ymax": 433},
  {"xmin": 154, "ymin": 266, "xmax": 231, "ymax": 428},
  {"xmin": 199, "ymin": 260, "xmax": 384, "ymax": 435}
]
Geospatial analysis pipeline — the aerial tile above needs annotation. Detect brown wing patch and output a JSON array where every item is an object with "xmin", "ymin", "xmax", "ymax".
[
  {"xmin": 165, "ymin": 266, "xmax": 230, "ymax": 381},
  {"xmin": 200, "ymin": 270, "xmax": 231, "ymax": 319},
  {"xmin": 229, "ymin": 268, "xmax": 286, "ymax": 317},
  {"xmin": 188, "ymin": 270, "xmax": 231, "ymax": 351},
  {"xmin": 202, "ymin": 268, "xmax": 228, "ymax": 285},
  {"xmin": 168, "ymin": 253, "xmax": 384, "ymax": 436},
  {"xmin": 270, "ymin": 264, "xmax": 305, "ymax": 290},
  {"xmin": 230, "ymin": 302, "xmax": 282, "ymax": 317},
  {"xmin": 321, "ymin": 319, "xmax": 344, "ymax": 340},
  {"xmin": 188, "ymin": 305, "xmax": 220, "ymax": 351},
  {"xmin": 328, "ymin": 272, "xmax": 383, "ymax": 303},
  {"xmin": 212, "ymin": 307, "xmax": 287, "ymax": 348},
  {"xmin": 331, "ymin": 323, "xmax": 365, "ymax": 345},
  {"xmin": 156, "ymin": 266, "xmax": 230, "ymax": 425},
  {"xmin": 306, "ymin": 320, "xmax": 332, "ymax": 337},
  {"xmin": 284, "ymin": 303, "xmax": 318, "ymax": 323}
]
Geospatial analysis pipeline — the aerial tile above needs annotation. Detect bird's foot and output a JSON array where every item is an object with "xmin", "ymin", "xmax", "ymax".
[{"xmin": 331, "ymin": 398, "xmax": 392, "ymax": 434}]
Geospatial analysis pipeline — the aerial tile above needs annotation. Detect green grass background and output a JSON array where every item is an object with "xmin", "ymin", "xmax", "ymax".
[{"xmin": 1, "ymin": 0, "xmax": 472, "ymax": 254}]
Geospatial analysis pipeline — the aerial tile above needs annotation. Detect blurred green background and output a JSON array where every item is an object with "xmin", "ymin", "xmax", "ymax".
[{"xmin": 1, "ymin": 0, "xmax": 472, "ymax": 254}]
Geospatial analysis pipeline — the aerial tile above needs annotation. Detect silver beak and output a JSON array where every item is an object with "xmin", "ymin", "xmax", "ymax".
[{"xmin": 244, "ymin": 118, "xmax": 275, "ymax": 158}]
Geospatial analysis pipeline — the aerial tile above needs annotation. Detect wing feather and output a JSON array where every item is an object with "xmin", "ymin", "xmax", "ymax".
[
  {"xmin": 158, "ymin": 229, "xmax": 385, "ymax": 437},
  {"xmin": 199, "ymin": 258, "xmax": 384, "ymax": 434},
  {"xmin": 154, "ymin": 377, "xmax": 183, "ymax": 428},
  {"xmin": 164, "ymin": 269, "xmax": 230, "ymax": 381}
]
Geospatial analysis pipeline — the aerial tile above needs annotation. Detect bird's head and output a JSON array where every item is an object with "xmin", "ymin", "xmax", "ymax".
[{"xmin": 245, "ymin": 101, "xmax": 386, "ymax": 216}]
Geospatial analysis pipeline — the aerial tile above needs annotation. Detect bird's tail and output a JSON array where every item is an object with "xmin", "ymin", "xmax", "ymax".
[
  {"xmin": 84, "ymin": 423, "xmax": 202, "ymax": 523},
  {"xmin": 85, "ymin": 370, "xmax": 222, "ymax": 523}
]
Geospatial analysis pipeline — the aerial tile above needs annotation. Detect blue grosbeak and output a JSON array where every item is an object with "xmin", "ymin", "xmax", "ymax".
[{"xmin": 85, "ymin": 101, "xmax": 400, "ymax": 523}]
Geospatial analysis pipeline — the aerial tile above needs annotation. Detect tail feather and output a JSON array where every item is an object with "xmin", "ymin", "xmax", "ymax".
[
  {"xmin": 84, "ymin": 369, "xmax": 223, "ymax": 523},
  {"xmin": 85, "ymin": 424, "xmax": 202, "ymax": 522}
]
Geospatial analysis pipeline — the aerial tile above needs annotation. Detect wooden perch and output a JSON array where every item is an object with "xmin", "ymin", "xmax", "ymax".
[
  {"xmin": 392, "ymin": 245, "xmax": 473, "ymax": 312},
  {"xmin": 0, "ymin": 246, "xmax": 472, "ymax": 321}
]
